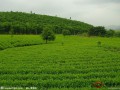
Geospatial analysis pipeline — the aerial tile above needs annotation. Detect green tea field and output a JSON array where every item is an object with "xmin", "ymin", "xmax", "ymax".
[{"xmin": 0, "ymin": 35, "xmax": 120, "ymax": 90}]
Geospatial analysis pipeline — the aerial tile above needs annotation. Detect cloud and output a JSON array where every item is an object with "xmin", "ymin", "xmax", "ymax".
[
  {"xmin": 91, "ymin": 0, "xmax": 120, "ymax": 4},
  {"xmin": 74, "ymin": 0, "xmax": 120, "ymax": 5}
]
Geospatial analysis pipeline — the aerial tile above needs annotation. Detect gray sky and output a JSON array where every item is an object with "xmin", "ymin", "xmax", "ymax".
[{"xmin": 0, "ymin": 0, "xmax": 120, "ymax": 26}]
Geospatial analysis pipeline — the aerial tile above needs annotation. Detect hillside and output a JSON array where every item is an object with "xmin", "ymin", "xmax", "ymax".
[{"xmin": 0, "ymin": 11, "xmax": 93, "ymax": 34}]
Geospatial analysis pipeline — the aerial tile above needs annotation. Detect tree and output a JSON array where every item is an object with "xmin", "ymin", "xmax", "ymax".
[
  {"xmin": 41, "ymin": 26, "xmax": 55, "ymax": 44},
  {"xmin": 62, "ymin": 29, "xmax": 70, "ymax": 36},
  {"xmin": 106, "ymin": 29, "xmax": 115, "ymax": 37},
  {"xmin": 9, "ymin": 27, "xmax": 14, "ymax": 44},
  {"xmin": 9, "ymin": 28, "xmax": 14, "ymax": 37},
  {"xmin": 115, "ymin": 31, "xmax": 120, "ymax": 37},
  {"xmin": 88, "ymin": 26, "xmax": 106, "ymax": 36}
]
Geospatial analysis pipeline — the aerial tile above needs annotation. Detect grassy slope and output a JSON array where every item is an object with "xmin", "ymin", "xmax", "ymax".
[{"xmin": 0, "ymin": 35, "xmax": 120, "ymax": 90}]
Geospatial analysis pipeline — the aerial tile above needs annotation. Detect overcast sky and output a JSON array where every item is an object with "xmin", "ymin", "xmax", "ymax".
[{"xmin": 0, "ymin": 0, "xmax": 120, "ymax": 26}]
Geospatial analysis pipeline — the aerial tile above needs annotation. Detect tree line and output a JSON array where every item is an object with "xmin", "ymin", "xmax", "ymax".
[{"xmin": 88, "ymin": 26, "xmax": 120, "ymax": 37}]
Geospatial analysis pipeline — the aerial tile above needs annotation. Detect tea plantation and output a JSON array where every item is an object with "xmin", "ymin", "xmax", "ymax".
[{"xmin": 0, "ymin": 35, "xmax": 120, "ymax": 90}]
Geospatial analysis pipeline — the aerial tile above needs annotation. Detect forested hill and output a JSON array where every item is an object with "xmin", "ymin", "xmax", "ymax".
[{"xmin": 0, "ymin": 11, "xmax": 93, "ymax": 34}]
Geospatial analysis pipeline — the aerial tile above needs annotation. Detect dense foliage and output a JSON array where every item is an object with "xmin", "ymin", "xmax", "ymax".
[
  {"xmin": 88, "ymin": 26, "xmax": 106, "ymax": 37},
  {"xmin": 106, "ymin": 30, "xmax": 115, "ymax": 37},
  {"xmin": 114, "ymin": 31, "xmax": 120, "ymax": 37},
  {"xmin": 62, "ymin": 29, "xmax": 71, "ymax": 36},
  {"xmin": 0, "ymin": 11, "xmax": 93, "ymax": 35}
]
